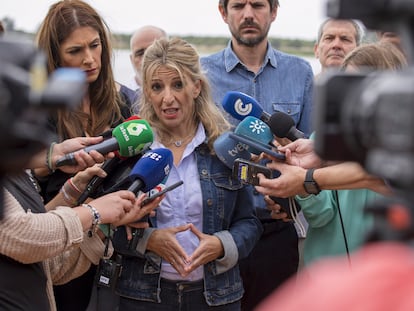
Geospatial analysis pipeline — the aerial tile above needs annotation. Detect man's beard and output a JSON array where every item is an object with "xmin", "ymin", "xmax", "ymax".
[
  {"xmin": 234, "ymin": 33, "xmax": 267, "ymax": 47},
  {"xmin": 231, "ymin": 21, "xmax": 269, "ymax": 47}
]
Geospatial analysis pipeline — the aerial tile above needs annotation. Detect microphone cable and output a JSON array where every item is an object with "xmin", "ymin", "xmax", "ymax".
[{"xmin": 333, "ymin": 189, "xmax": 351, "ymax": 267}]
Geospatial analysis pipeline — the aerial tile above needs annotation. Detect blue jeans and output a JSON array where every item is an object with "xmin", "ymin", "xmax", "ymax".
[{"xmin": 118, "ymin": 278, "xmax": 241, "ymax": 311}]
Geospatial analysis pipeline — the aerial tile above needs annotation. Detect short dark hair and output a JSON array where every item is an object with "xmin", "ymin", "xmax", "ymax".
[{"xmin": 219, "ymin": 0, "xmax": 279, "ymax": 11}]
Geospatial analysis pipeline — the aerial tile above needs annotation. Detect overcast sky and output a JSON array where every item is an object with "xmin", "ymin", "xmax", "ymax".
[{"xmin": 2, "ymin": 0, "xmax": 328, "ymax": 40}]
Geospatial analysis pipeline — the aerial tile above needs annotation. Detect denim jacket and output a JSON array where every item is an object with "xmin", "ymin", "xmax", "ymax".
[{"xmin": 113, "ymin": 143, "xmax": 263, "ymax": 306}]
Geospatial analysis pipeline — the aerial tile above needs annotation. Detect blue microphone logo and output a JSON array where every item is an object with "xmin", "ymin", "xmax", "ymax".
[{"xmin": 234, "ymin": 98, "xmax": 253, "ymax": 116}]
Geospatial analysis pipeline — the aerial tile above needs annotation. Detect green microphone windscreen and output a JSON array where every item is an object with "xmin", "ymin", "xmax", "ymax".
[{"xmin": 112, "ymin": 119, "xmax": 154, "ymax": 157}]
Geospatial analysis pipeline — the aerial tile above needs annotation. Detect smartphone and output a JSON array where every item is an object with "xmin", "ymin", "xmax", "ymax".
[
  {"xmin": 142, "ymin": 180, "xmax": 184, "ymax": 205},
  {"xmin": 233, "ymin": 158, "xmax": 272, "ymax": 186}
]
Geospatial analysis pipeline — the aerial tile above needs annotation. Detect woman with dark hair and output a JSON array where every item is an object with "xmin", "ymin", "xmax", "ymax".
[
  {"xmin": 33, "ymin": 1, "xmax": 136, "ymax": 309},
  {"xmin": 0, "ymin": 136, "xmax": 161, "ymax": 311}
]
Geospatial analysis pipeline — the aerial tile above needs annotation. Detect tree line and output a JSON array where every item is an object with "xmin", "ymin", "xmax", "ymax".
[{"xmin": 113, "ymin": 33, "xmax": 316, "ymax": 56}]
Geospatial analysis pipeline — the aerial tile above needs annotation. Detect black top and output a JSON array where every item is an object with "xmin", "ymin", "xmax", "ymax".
[
  {"xmin": 0, "ymin": 173, "xmax": 50, "ymax": 310},
  {"xmin": 41, "ymin": 89, "xmax": 136, "ymax": 311},
  {"xmin": 39, "ymin": 90, "xmax": 134, "ymax": 204}
]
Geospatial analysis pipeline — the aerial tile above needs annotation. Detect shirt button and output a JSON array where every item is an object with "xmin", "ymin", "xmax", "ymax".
[
  {"xmin": 207, "ymin": 199, "xmax": 213, "ymax": 206},
  {"xmin": 201, "ymin": 169, "xmax": 208, "ymax": 176}
]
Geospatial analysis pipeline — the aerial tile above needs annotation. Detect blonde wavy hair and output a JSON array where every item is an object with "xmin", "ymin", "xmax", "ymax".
[{"xmin": 138, "ymin": 37, "xmax": 231, "ymax": 153}]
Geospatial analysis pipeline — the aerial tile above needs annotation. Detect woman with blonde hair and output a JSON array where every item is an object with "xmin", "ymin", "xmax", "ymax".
[{"xmin": 116, "ymin": 37, "xmax": 262, "ymax": 310}]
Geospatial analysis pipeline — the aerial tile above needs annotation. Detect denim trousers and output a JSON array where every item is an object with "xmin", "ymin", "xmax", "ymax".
[{"xmin": 118, "ymin": 278, "xmax": 241, "ymax": 311}]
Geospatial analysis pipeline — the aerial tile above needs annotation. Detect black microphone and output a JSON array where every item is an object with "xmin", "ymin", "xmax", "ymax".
[
  {"xmin": 268, "ymin": 111, "xmax": 305, "ymax": 141},
  {"xmin": 76, "ymin": 157, "xmax": 121, "ymax": 205}
]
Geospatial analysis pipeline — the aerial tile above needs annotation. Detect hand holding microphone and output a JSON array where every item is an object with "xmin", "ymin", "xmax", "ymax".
[
  {"xmin": 122, "ymin": 148, "xmax": 173, "ymax": 231},
  {"xmin": 76, "ymin": 157, "xmax": 122, "ymax": 205},
  {"xmin": 111, "ymin": 148, "xmax": 174, "ymax": 254},
  {"xmin": 55, "ymin": 119, "xmax": 154, "ymax": 167}
]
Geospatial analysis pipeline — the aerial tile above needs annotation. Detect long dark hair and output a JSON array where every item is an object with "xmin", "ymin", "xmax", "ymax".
[{"xmin": 36, "ymin": 0, "xmax": 124, "ymax": 139}]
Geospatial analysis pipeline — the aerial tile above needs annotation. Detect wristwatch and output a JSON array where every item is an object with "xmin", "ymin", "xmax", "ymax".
[{"xmin": 303, "ymin": 168, "xmax": 321, "ymax": 195}]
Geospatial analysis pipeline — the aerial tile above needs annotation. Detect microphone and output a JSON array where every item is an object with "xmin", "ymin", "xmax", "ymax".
[
  {"xmin": 112, "ymin": 148, "xmax": 173, "ymax": 255},
  {"xmin": 234, "ymin": 116, "xmax": 274, "ymax": 154},
  {"xmin": 127, "ymin": 148, "xmax": 173, "ymax": 195},
  {"xmin": 55, "ymin": 119, "xmax": 154, "ymax": 167},
  {"xmin": 76, "ymin": 157, "xmax": 122, "ymax": 205},
  {"xmin": 230, "ymin": 116, "xmax": 286, "ymax": 160},
  {"xmin": 268, "ymin": 111, "xmax": 305, "ymax": 141},
  {"xmin": 213, "ymin": 132, "xmax": 252, "ymax": 169},
  {"xmin": 222, "ymin": 91, "xmax": 271, "ymax": 123}
]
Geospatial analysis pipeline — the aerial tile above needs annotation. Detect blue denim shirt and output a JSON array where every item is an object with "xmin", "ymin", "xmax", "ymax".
[
  {"xmin": 201, "ymin": 41, "xmax": 314, "ymax": 215},
  {"xmin": 201, "ymin": 41, "xmax": 314, "ymax": 135},
  {"xmin": 114, "ymin": 143, "xmax": 263, "ymax": 306}
]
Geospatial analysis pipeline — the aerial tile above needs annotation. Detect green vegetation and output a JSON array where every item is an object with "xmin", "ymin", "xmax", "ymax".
[
  {"xmin": 113, "ymin": 33, "xmax": 316, "ymax": 56},
  {"xmin": 3, "ymin": 26, "xmax": 316, "ymax": 57}
]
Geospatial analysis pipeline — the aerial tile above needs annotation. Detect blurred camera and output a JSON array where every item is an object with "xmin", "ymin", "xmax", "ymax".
[
  {"xmin": 0, "ymin": 37, "xmax": 86, "ymax": 174},
  {"xmin": 0, "ymin": 37, "xmax": 87, "ymax": 218},
  {"xmin": 314, "ymin": 0, "xmax": 414, "ymax": 190}
]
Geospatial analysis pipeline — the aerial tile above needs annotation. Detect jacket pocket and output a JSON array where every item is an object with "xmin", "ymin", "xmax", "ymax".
[{"xmin": 272, "ymin": 102, "xmax": 301, "ymax": 123}]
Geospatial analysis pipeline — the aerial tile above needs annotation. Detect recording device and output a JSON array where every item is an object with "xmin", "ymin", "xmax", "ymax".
[
  {"xmin": 127, "ymin": 148, "xmax": 173, "ymax": 195},
  {"xmin": 228, "ymin": 132, "xmax": 285, "ymax": 160},
  {"xmin": 55, "ymin": 119, "xmax": 154, "ymax": 167},
  {"xmin": 96, "ymin": 255, "xmax": 122, "ymax": 289},
  {"xmin": 235, "ymin": 116, "xmax": 274, "ymax": 152},
  {"xmin": 231, "ymin": 116, "xmax": 284, "ymax": 159},
  {"xmin": 0, "ymin": 37, "xmax": 87, "ymax": 218},
  {"xmin": 315, "ymin": 0, "xmax": 414, "ymax": 190},
  {"xmin": 213, "ymin": 132, "xmax": 252, "ymax": 169},
  {"xmin": 111, "ymin": 148, "xmax": 174, "ymax": 257},
  {"xmin": 222, "ymin": 91, "xmax": 271, "ymax": 123},
  {"xmin": 142, "ymin": 180, "xmax": 184, "ymax": 205},
  {"xmin": 316, "ymin": 0, "xmax": 414, "ymax": 241},
  {"xmin": 233, "ymin": 116, "xmax": 285, "ymax": 159},
  {"xmin": 269, "ymin": 111, "xmax": 306, "ymax": 141},
  {"xmin": 0, "ymin": 38, "xmax": 87, "ymax": 174},
  {"xmin": 233, "ymin": 158, "xmax": 272, "ymax": 186}
]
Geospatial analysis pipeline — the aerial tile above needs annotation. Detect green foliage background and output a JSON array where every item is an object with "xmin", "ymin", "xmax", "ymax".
[{"xmin": 113, "ymin": 33, "xmax": 316, "ymax": 56}]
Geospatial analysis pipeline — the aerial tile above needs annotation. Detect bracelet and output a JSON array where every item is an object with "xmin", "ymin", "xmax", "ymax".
[
  {"xmin": 68, "ymin": 177, "xmax": 82, "ymax": 194},
  {"xmin": 60, "ymin": 184, "xmax": 77, "ymax": 206},
  {"xmin": 46, "ymin": 142, "xmax": 56, "ymax": 174},
  {"xmin": 83, "ymin": 203, "xmax": 101, "ymax": 237},
  {"xmin": 60, "ymin": 179, "xmax": 81, "ymax": 205}
]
